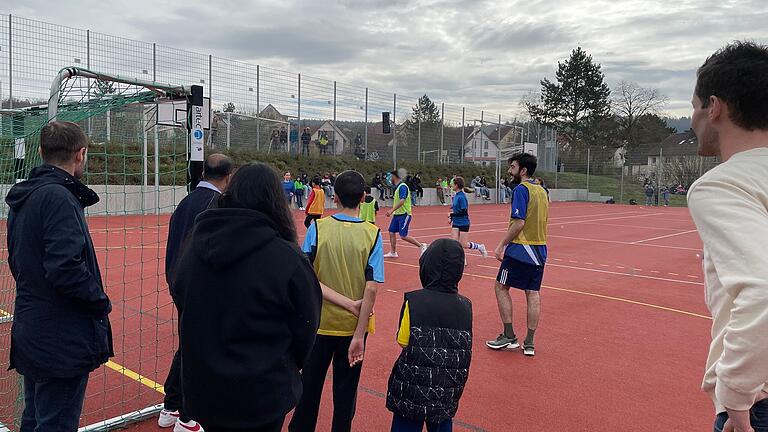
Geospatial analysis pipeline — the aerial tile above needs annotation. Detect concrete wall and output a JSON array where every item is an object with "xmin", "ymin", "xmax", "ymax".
[{"xmin": 1, "ymin": 186, "xmax": 612, "ymax": 217}]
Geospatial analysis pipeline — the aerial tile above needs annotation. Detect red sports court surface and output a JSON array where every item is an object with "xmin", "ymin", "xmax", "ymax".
[{"xmin": 1, "ymin": 202, "xmax": 714, "ymax": 431}]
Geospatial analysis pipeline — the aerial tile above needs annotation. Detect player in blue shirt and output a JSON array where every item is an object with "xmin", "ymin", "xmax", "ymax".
[{"xmin": 449, "ymin": 176, "xmax": 487, "ymax": 259}]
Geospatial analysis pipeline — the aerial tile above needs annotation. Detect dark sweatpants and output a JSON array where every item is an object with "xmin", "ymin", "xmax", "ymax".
[{"xmin": 289, "ymin": 335, "xmax": 365, "ymax": 432}]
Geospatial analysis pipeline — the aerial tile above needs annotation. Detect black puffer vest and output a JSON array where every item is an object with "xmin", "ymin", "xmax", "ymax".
[{"xmin": 386, "ymin": 239, "xmax": 473, "ymax": 423}]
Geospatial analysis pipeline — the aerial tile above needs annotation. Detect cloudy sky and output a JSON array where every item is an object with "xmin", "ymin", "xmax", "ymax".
[{"xmin": 7, "ymin": 0, "xmax": 768, "ymax": 117}]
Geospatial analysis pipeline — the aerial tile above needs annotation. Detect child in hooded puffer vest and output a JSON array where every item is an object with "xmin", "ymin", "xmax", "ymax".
[{"xmin": 386, "ymin": 238, "xmax": 473, "ymax": 432}]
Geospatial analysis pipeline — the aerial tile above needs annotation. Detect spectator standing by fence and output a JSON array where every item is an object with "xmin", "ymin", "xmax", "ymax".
[
  {"xmin": 301, "ymin": 128, "xmax": 311, "ymax": 156},
  {"xmin": 6, "ymin": 121, "xmax": 113, "ymax": 432}
]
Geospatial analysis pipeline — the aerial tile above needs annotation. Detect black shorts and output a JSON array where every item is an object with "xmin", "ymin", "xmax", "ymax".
[
  {"xmin": 452, "ymin": 224, "xmax": 470, "ymax": 233},
  {"xmin": 496, "ymin": 257, "xmax": 544, "ymax": 291},
  {"xmin": 304, "ymin": 214, "xmax": 321, "ymax": 228}
]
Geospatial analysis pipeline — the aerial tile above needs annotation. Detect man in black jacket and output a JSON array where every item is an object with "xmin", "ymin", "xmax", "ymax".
[
  {"xmin": 159, "ymin": 153, "xmax": 233, "ymax": 431},
  {"xmin": 6, "ymin": 121, "xmax": 113, "ymax": 432}
]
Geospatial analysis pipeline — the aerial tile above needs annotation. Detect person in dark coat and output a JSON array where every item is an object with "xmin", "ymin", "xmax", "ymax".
[
  {"xmin": 174, "ymin": 163, "xmax": 322, "ymax": 432},
  {"xmin": 387, "ymin": 238, "xmax": 472, "ymax": 432},
  {"xmin": 159, "ymin": 153, "xmax": 234, "ymax": 431},
  {"xmin": 5, "ymin": 121, "xmax": 113, "ymax": 432}
]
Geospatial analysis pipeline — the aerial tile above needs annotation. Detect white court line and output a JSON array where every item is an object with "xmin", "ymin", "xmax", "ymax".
[
  {"xmin": 546, "ymin": 235, "xmax": 701, "ymax": 251},
  {"xmin": 400, "ymin": 210, "xmax": 653, "ymax": 234},
  {"xmin": 630, "ymin": 229, "xmax": 699, "ymax": 244},
  {"xmin": 478, "ymin": 263, "xmax": 704, "ymax": 286}
]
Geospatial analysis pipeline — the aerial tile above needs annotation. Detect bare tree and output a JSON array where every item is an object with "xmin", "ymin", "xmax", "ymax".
[{"xmin": 613, "ymin": 81, "xmax": 667, "ymax": 148}]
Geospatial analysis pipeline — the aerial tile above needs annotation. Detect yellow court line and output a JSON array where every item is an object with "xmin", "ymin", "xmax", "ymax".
[
  {"xmin": 105, "ymin": 360, "xmax": 166, "ymax": 395},
  {"xmin": 386, "ymin": 261, "xmax": 712, "ymax": 320}
]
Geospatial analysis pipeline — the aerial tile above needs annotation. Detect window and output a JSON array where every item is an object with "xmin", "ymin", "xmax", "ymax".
[
  {"xmin": 484, "ymin": 151, "xmax": 488, "ymax": 157},
  {"xmin": 484, "ymin": 141, "xmax": 489, "ymax": 149}
]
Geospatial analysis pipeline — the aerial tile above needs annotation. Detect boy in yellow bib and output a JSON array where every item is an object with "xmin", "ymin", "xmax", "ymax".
[{"xmin": 290, "ymin": 170, "xmax": 385, "ymax": 432}]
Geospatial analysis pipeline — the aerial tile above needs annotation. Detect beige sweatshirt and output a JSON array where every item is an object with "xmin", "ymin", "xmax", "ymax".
[{"xmin": 687, "ymin": 147, "xmax": 768, "ymax": 413}]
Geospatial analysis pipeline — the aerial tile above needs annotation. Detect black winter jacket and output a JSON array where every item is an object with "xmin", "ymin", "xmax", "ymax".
[
  {"xmin": 6, "ymin": 165, "xmax": 113, "ymax": 378},
  {"xmin": 174, "ymin": 208, "xmax": 322, "ymax": 429},
  {"xmin": 386, "ymin": 238, "xmax": 473, "ymax": 423}
]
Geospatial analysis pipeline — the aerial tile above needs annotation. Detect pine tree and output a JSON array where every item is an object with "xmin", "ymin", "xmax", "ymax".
[{"xmin": 527, "ymin": 47, "xmax": 611, "ymax": 148}]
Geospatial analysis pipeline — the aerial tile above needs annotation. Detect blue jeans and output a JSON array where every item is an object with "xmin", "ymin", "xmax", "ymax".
[
  {"xmin": 714, "ymin": 399, "xmax": 768, "ymax": 432},
  {"xmin": 21, "ymin": 374, "xmax": 89, "ymax": 432},
  {"xmin": 391, "ymin": 415, "xmax": 452, "ymax": 432}
]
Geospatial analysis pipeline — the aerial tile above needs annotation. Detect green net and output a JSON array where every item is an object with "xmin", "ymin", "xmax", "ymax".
[{"xmin": 0, "ymin": 68, "xmax": 193, "ymax": 431}]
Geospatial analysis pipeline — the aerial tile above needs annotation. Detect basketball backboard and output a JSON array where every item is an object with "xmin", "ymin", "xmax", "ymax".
[{"xmin": 157, "ymin": 97, "xmax": 210, "ymax": 129}]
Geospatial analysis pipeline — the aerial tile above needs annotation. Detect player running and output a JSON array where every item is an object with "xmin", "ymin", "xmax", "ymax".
[{"xmin": 449, "ymin": 176, "xmax": 487, "ymax": 259}]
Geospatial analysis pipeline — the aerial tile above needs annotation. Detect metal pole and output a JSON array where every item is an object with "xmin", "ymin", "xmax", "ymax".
[
  {"xmin": 461, "ymin": 107, "xmax": 465, "ymax": 164},
  {"xmin": 417, "ymin": 116, "xmax": 421, "ymax": 163},
  {"xmin": 226, "ymin": 112, "xmax": 231, "ymax": 149},
  {"xmin": 208, "ymin": 54, "xmax": 212, "ymax": 106},
  {"xmin": 586, "ymin": 147, "xmax": 591, "ymax": 192},
  {"xmin": 554, "ymin": 128, "xmax": 559, "ymax": 189},
  {"xmin": 620, "ymin": 162, "xmax": 625, "ymax": 204},
  {"xmin": 153, "ymin": 43, "xmax": 159, "ymax": 214},
  {"xmin": 658, "ymin": 146, "xmax": 664, "ymax": 206},
  {"xmin": 392, "ymin": 95, "xmax": 399, "ymax": 167},
  {"xmin": 87, "ymin": 29, "xmax": 91, "ymax": 136},
  {"xmin": 8, "ymin": 15, "xmax": 12, "ymax": 109},
  {"xmin": 333, "ymin": 81, "xmax": 337, "ymax": 123},
  {"xmin": 497, "ymin": 114, "xmax": 502, "ymax": 203},
  {"xmin": 440, "ymin": 102, "xmax": 445, "ymax": 165},
  {"xmin": 297, "ymin": 73, "xmax": 301, "ymax": 156},
  {"xmin": 364, "ymin": 88, "xmax": 368, "ymax": 157},
  {"xmin": 256, "ymin": 65, "xmax": 260, "ymax": 151},
  {"xmin": 142, "ymin": 108, "xmax": 148, "ymax": 214}
]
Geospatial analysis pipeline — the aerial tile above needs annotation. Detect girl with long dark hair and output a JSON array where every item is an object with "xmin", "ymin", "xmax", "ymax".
[{"xmin": 173, "ymin": 163, "xmax": 322, "ymax": 432}]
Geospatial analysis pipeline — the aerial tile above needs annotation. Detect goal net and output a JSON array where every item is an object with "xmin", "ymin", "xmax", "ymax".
[{"xmin": 0, "ymin": 67, "xmax": 198, "ymax": 431}]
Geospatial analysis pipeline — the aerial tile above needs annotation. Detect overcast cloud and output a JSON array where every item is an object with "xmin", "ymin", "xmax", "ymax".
[{"xmin": 7, "ymin": 0, "xmax": 768, "ymax": 117}]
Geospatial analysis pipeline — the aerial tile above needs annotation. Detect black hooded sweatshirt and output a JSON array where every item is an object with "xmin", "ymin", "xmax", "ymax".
[
  {"xmin": 5, "ymin": 164, "xmax": 113, "ymax": 378},
  {"xmin": 386, "ymin": 238, "xmax": 473, "ymax": 423},
  {"xmin": 173, "ymin": 207, "xmax": 322, "ymax": 429}
]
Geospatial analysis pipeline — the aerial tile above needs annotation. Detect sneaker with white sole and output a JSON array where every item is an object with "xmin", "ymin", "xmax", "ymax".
[
  {"xmin": 523, "ymin": 343, "xmax": 535, "ymax": 356},
  {"xmin": 477, "ymin": 243, "xmax": 488, "ymax": 258},
  {"xmin": 158, "ymin": 410, "xmax": 180, "ymax": 428},
  {"xmin": 174, "ymin": 419, "xmax": 204, "ymax": 432},
  {"xmin": 420, "ymin": 243, "xmax": 428, "ymax": 255},
  {"xmin": 384, "ymin": 252, "xmax": 399, "ymax": 258},
  {"xmin": 485, "ymin": 334, "xmax": 520, "ymax": 350}
]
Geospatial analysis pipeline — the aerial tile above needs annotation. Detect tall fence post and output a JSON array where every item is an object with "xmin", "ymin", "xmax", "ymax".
[
  {"xmin": 8, "ymin": 15, "xmax": 12, "ymax": 109},
  {"xmin": 497, "ymin": 114, "xmax": 502, "ymax": 202},
  {"xmin": 364, "ymin": 87, "xmax": 368, "ymax": 158},
  {"xmin": 226, "ymin": 112, "xmax": 231, "ymax": 149},
  {"xmin": 333, "ymin": 81, "xmax": 337, "ymax": 155},
  {"xmin": 208, "ymin": 54, "xmax": 212, "ymax": 108},
  {"xmin": 620, "ymin": 162, "xmax": 625, "ymax": 204},
  {"xmin": 393, "ymin": 93, "xmax": 397, "ymax": 170},
  {"xmin": 461, "ymin": 107, "xmax": 465, "ymax": 164},
  {"xmin": 417, "ymin": 116, "xmax": 421, "ymax": 163},
  {"xmin": 86, "ymin": 29, "xmax": 91, "ymax": 137},
  {"xmin": 658, "ymin": 146, "xmax": 664, "ymax": 206},
  {"xmin": 440, "ymin": 102, "xmax": 445, "ymax": 164},
  {"xmin": 586, "ymin": 147, "xmax": 591, "ymax": 192},
  {"xmin": 554, "ymin": 129, "xmax": 559, "ymax": 189},
  {"xmin": 297, "ymin": 73, "xmax": 301, "ymax": 156},
  {"xmin": 256, "ymin": 65, "xmax": 260, "ymax": 151},
  {"xmin": 153, "ymin": 42, "xmax": 160, "ymax": 214}
]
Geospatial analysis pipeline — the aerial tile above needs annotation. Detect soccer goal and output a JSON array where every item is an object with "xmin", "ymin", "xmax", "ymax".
[{"xmin": 0, "ymin": 67, "xmax": 208, "ymax": 431}]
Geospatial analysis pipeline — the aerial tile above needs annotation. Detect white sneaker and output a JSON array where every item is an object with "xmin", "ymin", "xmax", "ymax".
[
  {"xmin": 384, "ymin": 252, "xmax": 399, "ymax": 258},
  {"xmin": 158, "ymin": 410, "xmax": 180, "ymax": 428},
  {"xmin": 174, "ymin": 419, "xmax": 204, "ymax": 432},
  {"xmin": 420, "ymin": 243, "xmax": 428, "ymax": 255},
  {"xmin": 299, "ymin": 207, "xmax": 305, "ymax": 210},
  {"xmin": 477, "ymin": 243, "xmax": 488, "ymax": 258}
]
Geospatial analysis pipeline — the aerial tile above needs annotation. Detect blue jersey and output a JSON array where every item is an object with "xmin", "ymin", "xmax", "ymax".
[
  {"xmin": 504, "ymin": 182, "xmax": 548, "ymax": 266},
  {"xmin": 451, "ymin": 191, "xmax": 470, "ymax": 226}
]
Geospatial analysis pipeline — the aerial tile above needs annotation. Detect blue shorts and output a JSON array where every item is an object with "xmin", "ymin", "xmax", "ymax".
[
  {"xmin": 496, "ymin": 257, "xmax": 544, "ymax": 291},
  {"xmin": 452, "ymin": 224, "xmax": 470, "ymax": 233},
  {"xmin": 388, "ymin": 214, "xmax": 412, "ymax": 237}
]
